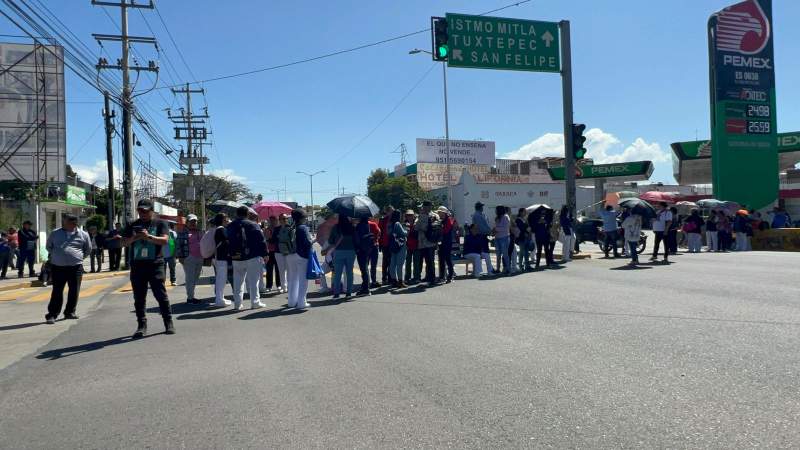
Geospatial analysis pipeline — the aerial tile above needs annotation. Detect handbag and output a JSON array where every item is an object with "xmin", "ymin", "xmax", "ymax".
[{"xmin": 306, "ymin": 252, "xmax": 323, "ymax": 280}]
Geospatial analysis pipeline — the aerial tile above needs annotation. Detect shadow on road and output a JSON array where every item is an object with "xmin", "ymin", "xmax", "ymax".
[
  {"xmin": 176, "ymin": 308, "xmax": 241, "ymax": 320},
  {"xmin": 147, "ymin": 302, "xmax": 206, "ymax": 315},
  {"xmin": 36, "ymin": 334, "xmax": 155, "ymax": 360},
  {"xmin": 610, "ymin": 265, "xmax": 654, "ymax": 271},
  {"xmin": 0, "ymin": 322, "xmax": 44, "ymax": 332},
  {"xmin": 238, "ymin": 307, "xmax": 306, "ymax": 320}
]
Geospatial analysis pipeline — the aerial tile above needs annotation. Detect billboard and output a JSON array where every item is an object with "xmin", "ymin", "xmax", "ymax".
[
  {"xmin": 708, "ymin": 0, "xmax": 777, "ymax": 209},
  {"xmin": 416, "ymin": 163, "xmax": 490, "ymax": 190},
  {"xmin": 416, "ymin": 138, "xmax": 496, "ymax": 166},
  {"xmin": 0, "ymin": 43, "xmax": 66, "ymax": 183}
]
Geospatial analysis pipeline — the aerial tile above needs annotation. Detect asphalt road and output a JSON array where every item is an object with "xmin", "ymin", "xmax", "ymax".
[{"xmin": 1, "ymin": 250, "xmax": 799, "ymax": 449}]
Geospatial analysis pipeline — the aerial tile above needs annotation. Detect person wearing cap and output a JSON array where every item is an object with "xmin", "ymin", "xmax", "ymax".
[
  {"xmin": 403, "ymin": 210, "xmax": 420, "ymax": 284},
  {"xmin": 177, "ymin": 214, "xmax": 204, "ymax": 304},
  {"xmin": 43, "ymin": 214, "xmax": 92, "ymax": 324},
  {"xmin": 227, "ymin": 205, "xmax": 267, "ymax": 310},
  {"xmin": 436, "ymin": 206, "xmax": 457, "ymax": 283},
  {"xmin": 414, "ymin": 200, "xmax": 441, "ymax": 286},
  {"xmin": 121, "ymin": 199, "xmax": 174, "ymax": 337}
]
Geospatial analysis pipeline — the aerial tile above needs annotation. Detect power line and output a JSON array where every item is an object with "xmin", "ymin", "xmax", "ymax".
[
  {"xmin": 152, "ymin": 2, "xmax": 198, "ymax": 81},
  {"xmin": 157, "ymin": 0, "xmax": 532, "ymax": 89}
]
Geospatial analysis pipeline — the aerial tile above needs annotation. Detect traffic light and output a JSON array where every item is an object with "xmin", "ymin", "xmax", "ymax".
[
  {"xmin": 432, "ymin": 17, "xmax": 449, "ymax": 61},
  {"xmin": 571, "ymin": 123, "xmax": 587, "ymax": 160}
]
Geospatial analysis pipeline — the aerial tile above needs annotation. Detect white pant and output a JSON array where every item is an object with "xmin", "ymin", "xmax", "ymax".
[
  {"xmin": 182, "ymin": 255, "xmax": 204, "ymax": 299},
  {"xmin": 275, "ymin": 253, "xmax": 288, "ymax": 292},
  {"xmin": 232, "ymin": 257, "xmax": 264, "ymax": 307},
  {"xmin": 286, "ymin": 253, "xmax": 309, "ymax": 309},
  {"xmin": 735, "ymin": 232, "xmax": 748, "ymax": 251},
  {"xmin": 464, "ymin": 253, "xmax": 483, "ymax": 277},
  {"xmin": 213, "ymin": 259, "xmax": 231, "ymax": 306},
  {"xmin": 561, "ymin": 236, "xmax": 573, "ymax": 261},
  {"xmin": 706, "ymin": 231, "xmax": 718, "ymax": 251},
  {"xmin": 687, "ymin": 233, "xmax": 702, "ymax": 252}
]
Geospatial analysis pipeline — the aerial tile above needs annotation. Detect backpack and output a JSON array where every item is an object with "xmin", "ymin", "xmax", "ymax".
[
  {"xmin": 229, "ymin": 222, "xmax": 250, "ymax": 261},
  {"xmin": 425, "ymin": 216, "xmax": 443, "ymax": 243},
  {"xmin": 278, "ymin": 225, "xmax": 296, "ymax": 255},
  {"xmin": 389, "ymin": 225, "xmax": 407, "ymax": 253},
  {"xmin": 199, "ymin": 228, "xmax": 220, "ymax": 258}
]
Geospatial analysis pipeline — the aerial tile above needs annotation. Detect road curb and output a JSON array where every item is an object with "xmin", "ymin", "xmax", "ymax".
[{"xmin": 0, "ymin": 270, "xmax": 129, "ymax": 292}]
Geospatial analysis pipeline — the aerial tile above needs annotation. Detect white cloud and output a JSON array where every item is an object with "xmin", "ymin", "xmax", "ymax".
[
  {"xmin": 70, "ymin": 160, "xmax": 121, "ymax": 187},
  {"xmin": 210, "ymin": 168, "xmax": 246, "ymax": 183},
  {"xmin": 503, "ymin": 128, "xmax": 669, "ymax": 165}
]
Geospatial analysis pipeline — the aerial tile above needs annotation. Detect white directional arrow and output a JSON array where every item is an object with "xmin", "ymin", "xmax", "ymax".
[
  {"xmin": 541, "ymin": 31, "xmax": 555, "ymax": 48},
  {"xmin": 452, "ymin": 49, "xmax": 464, "ymax": 62}
]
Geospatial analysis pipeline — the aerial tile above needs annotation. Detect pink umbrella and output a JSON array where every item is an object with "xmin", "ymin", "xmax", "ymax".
[
  {"xmin": 639, "ymin": 191, "xmax": 679, "ymax": 204},
  {"xmin": 253, "ymin": 201, "xmax": 292, "ymax": 221},
  {"xmin": 315, "ymin": 215, "xmax": 339, "ymax": 245}
]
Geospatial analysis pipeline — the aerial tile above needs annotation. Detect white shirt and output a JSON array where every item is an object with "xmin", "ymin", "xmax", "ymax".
[{"xmin": 652, "ymin": 210, "xmax": 673, "ymax": 232}]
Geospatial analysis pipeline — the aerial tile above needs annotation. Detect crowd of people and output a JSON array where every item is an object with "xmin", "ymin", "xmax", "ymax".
[{"xmin": 5, "ymin": 194, "xmax": 795, "ymax": 338}]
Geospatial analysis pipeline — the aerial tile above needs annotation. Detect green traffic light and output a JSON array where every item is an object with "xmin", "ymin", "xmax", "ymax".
[
  {"xmin": 575, "ymin": 148, "xmax": 587, "ymax": 159},
  {"xmin": 438, "ymin": 45, "xmax": 449, "ymax": 58}
]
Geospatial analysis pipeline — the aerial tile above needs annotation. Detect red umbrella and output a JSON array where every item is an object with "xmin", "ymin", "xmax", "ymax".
[
  {"xmin": 253, "ymin": 201, "xmax": 292, "ymax": 221},
  {"xmin": 639, "ymin": 191, "xmax": 678, "ymax": 204}
]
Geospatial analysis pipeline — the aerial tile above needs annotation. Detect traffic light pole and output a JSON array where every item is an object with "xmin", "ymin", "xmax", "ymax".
[
  {"xmin": 560, "ymin": 20, "xmax": 576, "ymax": 218},
  {"xmin": 442, "ymin": 61, "xmax": 453, "ymax": 211}
]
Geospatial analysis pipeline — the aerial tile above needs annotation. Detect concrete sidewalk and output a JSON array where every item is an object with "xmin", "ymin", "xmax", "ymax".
[{"xmin": 0, "ymin": 261, "xmax": 129, "ymax": 292}]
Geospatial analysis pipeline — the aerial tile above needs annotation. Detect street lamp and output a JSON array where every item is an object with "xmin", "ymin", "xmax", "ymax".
[
  {"xmin": 296, "ymin": 170, "xmax": 325, "ymax": 230},
  {"xmin": 409, "ymin": 48, "xmax": 453, "ymax": 211}
]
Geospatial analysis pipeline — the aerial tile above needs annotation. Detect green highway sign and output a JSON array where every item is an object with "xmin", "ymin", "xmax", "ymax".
[
  {"xmin": 548, "ymin": 161, "xmax": 654, "ymax": 181},
  {"xmin": 445, "ymin": 13, "xmax": 560, "ymax": 73}
]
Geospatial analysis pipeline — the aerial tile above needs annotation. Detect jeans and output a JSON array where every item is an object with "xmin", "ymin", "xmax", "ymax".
[
  {"xmin": 652, "ymin": 231, "xmax": 669, "ymax": 260},
  {"xmin": 213, "ymin": 259, "xmax": 230, "ymax": 306},
  {"xmin": 603, "ymin": 229, "xmax": 619, "ymax": 256},
  {"xmin": 47, "ymin": 264, "xmax": 83, "ymax": 318},
  {"xmin": 628, "ymin": 241, "xmax": 639, "ymax": 263},
  {"xmin": 90, "ymin": 248, "xmax": 103, "ymax": 272},
  {"xmin": 130, "ymin": 261, "xmax": 171, "ymax": 321},
  {"xmin": 495, "ymin": 236, "xmax": 510, "ymax": 273},
  {"xmin": 380, "ymin": 246, "xmax": 391, "ymax": 283},
  {"xmin": 369, "ymin": 246, "xmax": 379, "ymax": 284},
  {"xmin": 232, "ymin": 257, "xmax": 264, "ymax": 307},
  {"xmin": 437, "ymin": 243, "xmax": 455, "ymax": 280},
  {"xmin": 275, "ymin": 253, "xmax": 288, "ymax": 291},
  {"xmin": 0, "ymin": 252, "xmax": 9, "ymax": 278},
  {"xmin": 405, "ymin": 249, "xmax": 421, "ymax": 282},
  {"xmin": 687, "ymin": 233, "xmax": 703, "ymax": 252},
  {"xmin": 706, "ymin": 231, "xmax": 718, "ymax": 251},
  {"xmin": 17, "ymin": 249, "xmax": 35, "ymax": 276},
  {"xmin": 286, "ymin": 253, "xmax": 309, "ymax": 308},
  {"xmin": 561, "ymin": 235, "xmax": 573, "ymax": 262},
  {"xmin": 356, "ymin": 250, "xmax": 372, "ymax": 292},
  {"xmin": 333, "ymin": 249, "xmax": 356, "ymax": 295},
  {"xmin": 668, "ymin": 229, "xmax": 678, "ymax": 254},
  {"xmin": 265, "ymin": 251, "xmax": 281, "ymax": 289},
  {"xmin": 164, "ymin": 256, "xmax": 176, "ymax": 283},
  {"xmin": 420, "ymin": 246, "xmax": 436, "ymax": 283},
  {"xmin": 389, "ymin": 247, "xmax": 406, "ymax": 283},
  {"xmin": 534, "ymin": 234, "xmax": 552, "ymax": 267},
  {"xmin": 182, "ymin": 255, "xmax": 204, "ymax": 300},
  {"xmin": 517, "ymin": 237, "xmax": 532, "ymax": 269},
  {"xmin": 108, "ymin": 248, "xmax": 122, "ymax": 271},
  {"xmin": 464, "ymin": 253, "xmax": 483, "ymax": 277},
  {"xmin": 735, "ymin": 232, "xmax": 748, "ymax": 251}
]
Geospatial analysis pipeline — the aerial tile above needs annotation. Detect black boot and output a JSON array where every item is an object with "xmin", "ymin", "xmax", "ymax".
[
  {"xmin": 164, "ymin": 317, "xmax": 175, "ymax": 335},
  {"xmin": 133, "ymin": 319, "xmax": 147, "ymax": 339}
]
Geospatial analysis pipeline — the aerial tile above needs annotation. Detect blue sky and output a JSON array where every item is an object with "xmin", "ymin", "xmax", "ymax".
[{"xmin": 3, "ymin": 0, "xmax": 798, "ymax": 205}]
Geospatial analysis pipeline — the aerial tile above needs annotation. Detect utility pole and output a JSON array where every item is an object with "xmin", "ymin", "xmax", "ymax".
[
  {"xmin": 297, "ymin": 170, "xmax": 325, "ymax": 231},
  {"xmin": 92, "ymin": 0, "xmax": 158, "ymax": 226},
  {"xmin": 169, "ymin": 84, "xmax": 209, "ymax": 226},
  {"xmin": 103, "ymin": 91, "xmax": 116, "ymax": 224},
  {"xmin": 560, "ymin": 20, "xmax": 576, "ymax": 217}
]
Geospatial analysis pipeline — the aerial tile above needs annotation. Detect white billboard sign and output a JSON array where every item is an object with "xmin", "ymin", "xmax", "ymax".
[
  {"xmin": 416, "ymin": 138, "xmax": 495, "ymax": 166},
  {"xmin": 0, "ymin": 43, "xmax": 66, "ymax": 183}
]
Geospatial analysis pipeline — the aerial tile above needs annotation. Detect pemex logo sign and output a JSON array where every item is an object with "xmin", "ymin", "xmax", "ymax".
[{"xmin": 716, "ymin": 0, "xmax": 770, "ymax": 55}]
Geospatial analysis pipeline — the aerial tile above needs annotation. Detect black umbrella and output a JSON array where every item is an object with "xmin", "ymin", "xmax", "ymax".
[
  {"xmin": 618, "ymin": 198, "xmax": 656, "ymax": 219},
  {"xmin": 526, "ymin": 204, "xmax": 553, "ymax": 213},
  {"xmin": 208, "ymin": 199, "xmax": 245, "ymax": 217},
  {"xmin": 326, "ymin": 195, "xmax": 380, "ymax": 219}
]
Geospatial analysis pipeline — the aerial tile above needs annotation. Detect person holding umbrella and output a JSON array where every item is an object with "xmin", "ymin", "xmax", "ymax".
[
  {"xmin": 328, "ymin": 214, "xmax": 356, "ymax": 299},
  {"xmin": 621, "ymin": 209, "xmax": 643, "ymax": 266},
  {"xmin": 650, "ymin": 202, "xmax": 672, "ymax": 263}
]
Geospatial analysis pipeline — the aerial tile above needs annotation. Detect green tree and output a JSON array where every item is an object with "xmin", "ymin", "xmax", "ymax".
[
  {"xmin": 94, "ymin": 188, "xmax": 123, "ymax": 223},
  {"xmin": 168, "ymin": 174, "xmax": 257, "ymax": 214},
  {"xmin": 367, "ymin": 171, "xmax": 436, "ymax": 211},
  {"xmin": 85, "ymin": 214, "xmax": 107, "ymax": 231}
]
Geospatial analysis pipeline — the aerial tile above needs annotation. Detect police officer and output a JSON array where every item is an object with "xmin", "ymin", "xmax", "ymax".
[{"xmin": 121, "ymin": 199, "xmax": 174, "ymax": 338}]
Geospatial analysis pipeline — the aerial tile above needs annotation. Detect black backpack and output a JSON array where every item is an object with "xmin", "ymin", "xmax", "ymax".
[
  {"xmin": 228, "ymin": 221, "xmax": 250, "ymax": 261},
  {"xmin": 425, "ymin": 216, "xmax": 443, "ymax": 243}
]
